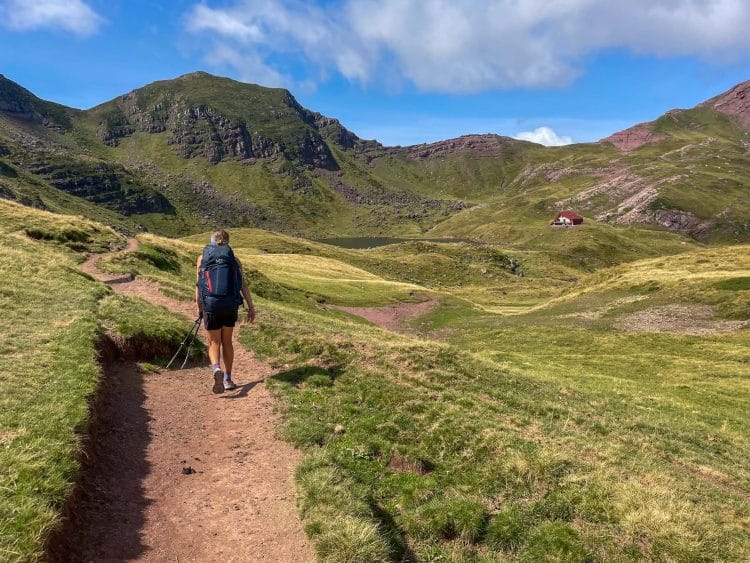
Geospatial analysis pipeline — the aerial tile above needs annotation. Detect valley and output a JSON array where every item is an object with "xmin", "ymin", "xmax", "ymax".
[{"xmin": 0, "ymin": 72, "xmax": 748, "ymax": 562}]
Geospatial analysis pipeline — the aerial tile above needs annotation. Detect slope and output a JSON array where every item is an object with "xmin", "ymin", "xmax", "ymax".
[
  {"xmin": 2, "ymin": 72, "xmax": 749, "ymax": 244},
  {"xmin": 87, "ymin": 224, "xmax": 750, "ymax": 561}
]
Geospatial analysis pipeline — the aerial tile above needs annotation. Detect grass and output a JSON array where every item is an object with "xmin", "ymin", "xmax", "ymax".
[
  {"xmin": 240, "ymin": 294, "xmax": 749, "ymax": 560},
  {"xmin": 0, "ymin": 198, "xmax": 123, "ymax": 253},
  {"xmin": 224, "ymin": 237, "xmax": 748, "ymax": 560},
  {"xmin": 99, "ymin": 233, "xmax": 426, "ymax": 307},
  {"xmin": 0, "ymin": 209, "xmax": 114, "ymax": 561},
  {"xmin": 98, "ymin": 294, "xmax": 205, "ymax": 362},
  {"xmin": 0, "ymin": 203, "xmax": 197, "ymax": 561},
  {"xmin": 2, "ymin": 197, "xmax": 749, "ymax": 560},
  {"xmin": 120, "ymin": 228, "xmax": 747, "ymax": 560}
]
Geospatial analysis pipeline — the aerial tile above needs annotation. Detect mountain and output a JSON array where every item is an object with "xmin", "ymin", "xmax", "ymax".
[
  {"xmin": 431, "ymin": 81, "xmax": 750, "ymax": 244},
  {"xmin": 0, "ymin": 72, "xmax": 749, "ymax": 244}
]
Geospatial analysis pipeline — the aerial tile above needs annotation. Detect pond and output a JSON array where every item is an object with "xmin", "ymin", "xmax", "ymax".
[{"xmin": 317, "ymin": 236, "xmax": 475, "ymax": 249}]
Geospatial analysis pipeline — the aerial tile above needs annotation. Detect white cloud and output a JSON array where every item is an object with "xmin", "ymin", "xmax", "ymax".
[
  {"xmin": 183, "ymin": 0, "xmax": 375, "ymax": 90},
  {"xmin": 514, "ymin": 127, "xmax": 573, "ymax": 146},
  {"xmin": 184, "ymin": 0, "xmax": 750, "ymax": 93},
  {"xmin": 202, "ymin": 42, "xmax": 290, "ymax": 88},
  {"xmin": 0, "ymin": 0, "xmax": 104, "ymax": 36}
]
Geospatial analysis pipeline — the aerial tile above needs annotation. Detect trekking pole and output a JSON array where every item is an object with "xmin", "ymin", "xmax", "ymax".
[
  {"xmin": 165, "ymin": 316, "xmax": 202, "ymax": 369},
  {"xmin": 180, "ymin": 319, "xmax": 200, "ymax": 369}
]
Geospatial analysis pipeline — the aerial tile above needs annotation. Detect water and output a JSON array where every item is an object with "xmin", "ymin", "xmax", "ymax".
[{"xmin": 317, "ymin": 236, "xmax": 474, "ymax": 249}]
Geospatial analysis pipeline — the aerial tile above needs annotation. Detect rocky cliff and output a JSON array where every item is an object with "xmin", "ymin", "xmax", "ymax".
[
  {"xmin": 91, "ymin": 73, "xmax": 345, "ymax": 169},
  {"xmin": 700, "ymin": 80, "xmax": 750, "ymax": 129}
]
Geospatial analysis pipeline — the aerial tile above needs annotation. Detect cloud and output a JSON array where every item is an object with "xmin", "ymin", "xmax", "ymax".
[
  {"xmin": 0, "ymin": 0, "xmax": 104, "ymax": 36},
  {"xmin": 183, "ymin": 0, "xmax": 375, "ymax": 90},
  {"xmin": 202, "ymin": 42, "xmax": 290, "ymax": 88},
  {"xmin": 514, "ymin": 127, "xmax": 573, "ymax": 146},
  {"xmin": 184, "ymin": 0, "xmax": 750, "ymax": 93}
]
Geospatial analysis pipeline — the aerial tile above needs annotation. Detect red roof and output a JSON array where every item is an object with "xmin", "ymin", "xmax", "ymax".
[{"xmin": 555, "ymin": 210, "xmax": 583, "ymax": 222}]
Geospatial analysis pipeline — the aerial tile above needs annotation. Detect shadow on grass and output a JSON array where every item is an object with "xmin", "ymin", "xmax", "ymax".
[
  {"xmin": 272, "ymin": 363, "xmax": 345, "ymax": 387},
  {"xmin": 370, "ymin": 501, "xmax": 417, "ymax": 562},
  {"xmin": 46, "ymin": 362, "xmax": 151, "ymax": 561}
]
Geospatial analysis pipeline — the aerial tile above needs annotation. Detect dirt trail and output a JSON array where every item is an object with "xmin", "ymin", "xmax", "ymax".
[
  {"xmin": 333, "ymin": 298, "xmax": 439, "ymax": 334},
  {"xmin": 55, "ymin": 240, "xmax": 312, "ymax": 562}
]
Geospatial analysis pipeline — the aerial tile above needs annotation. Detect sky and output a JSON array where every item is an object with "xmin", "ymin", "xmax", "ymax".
[{"xmin": 1, "ymin": 0, "xmax": 750, "ymax": 147}]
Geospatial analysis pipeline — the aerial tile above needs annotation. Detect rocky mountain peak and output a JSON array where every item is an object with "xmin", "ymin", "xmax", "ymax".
[
  {"xmin": 601, "ymin": 121, "xmax": 668, "ymax": 151},
  {"xmin": 700, "ymin": 80, "xmax": 750, "ymax": 128},
  {"xmin": 0, "ymin": 74, "xmax": 69, "ymax": 131},
  {"xmin": 391, "ymin": 134, "xmax": 526, "ymax": 160},
  {"xmin": 0, "ymin": 74, "xmax": 39, "ymax": 116}
]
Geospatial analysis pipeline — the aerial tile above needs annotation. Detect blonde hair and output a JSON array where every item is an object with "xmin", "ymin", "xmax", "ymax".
[{"xmin": 212, "ymin": 229, "xmax": 229, "ymax": 245}]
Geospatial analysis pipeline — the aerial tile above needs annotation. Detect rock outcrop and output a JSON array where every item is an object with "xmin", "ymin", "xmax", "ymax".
[
  {"xmin": 700, "ymin": 80, "xmax": 750, "ymax": 129},
  {"xmin": 93, "ymin": 75, "xmax": 342, "ymax": 169},
  {"xmin": 389, "ymin": 134, "xmax": 524, "ymax": 160},
  {"xmin": 23, "ymin": 158, "xmax": 174, "ymax": 216},
  {"xmin": 601, "ymin": 122, "xmax": 668, "ymax": 151}
]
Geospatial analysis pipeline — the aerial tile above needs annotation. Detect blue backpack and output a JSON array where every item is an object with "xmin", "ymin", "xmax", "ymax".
[{"xmin": 198, "ymin": 244, "xmax": 243, "ymax": 312}]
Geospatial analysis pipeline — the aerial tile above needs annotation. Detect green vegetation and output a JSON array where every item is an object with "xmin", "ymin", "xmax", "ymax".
[
  {"xmin": 98, "ymin": 294, "xmax": 205, "ymax": 361},
  {"xmin": 5, "ymin": 72, "xmax": 750, "ymax": 242},
  {"xmin": 0, "ymin": 204, "xmax": 118, "ymax": 561},
  {"xmin": 93, "ymin": 227, "xmax": 749, "ymax": 561},
  {"xmin": 0, "ymin": 203, "xmax": 196, "ymax": 562},
  {"xmin": 3, "ymin": 71, "xmax": 750, "ymax": 561},
  {"xmin": 244, "ymin": 292, "xmax": 749, "ymax": 561}
]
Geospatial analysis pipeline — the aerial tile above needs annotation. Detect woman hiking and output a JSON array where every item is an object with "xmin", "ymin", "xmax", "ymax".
[{"xmin": 196, "ymin": 229, "xmax": 256, "ymax": 393}]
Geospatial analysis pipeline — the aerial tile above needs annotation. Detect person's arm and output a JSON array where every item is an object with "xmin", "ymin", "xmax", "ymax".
[
  {"xmin": 195, "ymin": 255, "xmax": 203, "ymax": 317},
  {"xmin": 235, "ymin": 257, "xmax": 256, "ymax": 324}
]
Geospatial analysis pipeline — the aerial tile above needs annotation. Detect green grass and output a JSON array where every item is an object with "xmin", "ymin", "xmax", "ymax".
[
  {"xmin": 0, "ymin": 222, "xmax": 111, "ymax": 561},
  {"xmin": 3, "ymin": 195, "xmax": 750, "ymax": 561},
  {"xmin": 0, "ymin": 203, "xmax": 196, "ymax": 561},
  {"xmin": 0, "ymin": 191, "xmax": 130, "ymax": 249},
  {"xmin": 98, "ymin": 293, "xmax": 205, "ymax": 362},
  {"xmin": 242, "ymin": 297, "xmax": 749, "ymax": 561},
  {"xmin": 42, "ymin": 218, "xmax": 750, "ymax": 560},
  {"xmin": 99, "ymin": 233, "xmax": 426, "ymax": 307},
  {"xmin": 218, "ymin": 239, "xmax": 748, "ymax": 561}
]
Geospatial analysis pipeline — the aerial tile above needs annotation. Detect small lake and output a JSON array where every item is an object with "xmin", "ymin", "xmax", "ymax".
[{"xmin": 318, "ymin": 236, "xmax": 475, "ymax": 249}]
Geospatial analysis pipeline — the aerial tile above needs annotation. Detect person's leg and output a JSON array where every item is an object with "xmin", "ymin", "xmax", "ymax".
[
  {"xmin": 218, "ymin": 308, "xmax": 238, "ymax": 389},
  {"xmin": 206, "ymin": 328, "xmax": 222, "ymax": 368},
  {"xmin": 205, "ymin": 325, "xmax": 225, "ymax": 394},
  {"xmin": 221, "ymin": 326, "xmax": 234, "ymax": 375}
]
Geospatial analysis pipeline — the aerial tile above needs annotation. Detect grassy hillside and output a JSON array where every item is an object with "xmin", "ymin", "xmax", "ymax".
[
  {"xmin": 2, "ymin": 199, "xmax": 748, "ymax": 560},
  {"xmin": 89, "ymin": 225, "xmax": 750, "ymax": 561},
  {"xmin": 0, "ymin": 201, "xmax": 199, "ymax": 562},
  {"xmin": 3, "ymin": 73, "xmax": 750, "ymax": 244}
]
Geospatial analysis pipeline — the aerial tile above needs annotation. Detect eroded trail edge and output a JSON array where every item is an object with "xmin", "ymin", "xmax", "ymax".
[{"xmin": 55, "ymin": 240, "xmax": 312, "ymax": 562}]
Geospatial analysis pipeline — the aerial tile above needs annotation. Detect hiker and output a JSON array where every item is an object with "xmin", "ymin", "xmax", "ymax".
[{"xmin": 196, "ymin": 229, "xmax": 256, "ymax": 393}]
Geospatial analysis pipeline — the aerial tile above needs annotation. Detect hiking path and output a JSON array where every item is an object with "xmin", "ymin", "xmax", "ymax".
[{"xmin": 55, "ymin": 239, "xmax": 312, "ymax": 562}]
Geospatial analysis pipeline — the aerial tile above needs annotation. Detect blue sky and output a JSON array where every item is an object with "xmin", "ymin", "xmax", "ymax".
[{"xmin": 1, "ymin": 0, "xmax": 749, "ymax": 146}]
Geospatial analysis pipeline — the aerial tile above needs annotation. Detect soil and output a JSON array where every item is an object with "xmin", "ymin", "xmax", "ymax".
[
  {"xmin": 333, "ymin": 298, "xmax": 439, "ymax": 334},
  {"xmin": 51, "ymin": 240, "xmax": 312, "ymax": 562},
  {"xmin": 617, "ymin": 304, "xmax": 748, "ymax": 336}
]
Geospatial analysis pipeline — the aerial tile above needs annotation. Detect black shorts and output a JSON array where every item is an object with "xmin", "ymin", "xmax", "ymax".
[{"xmin": 203, "ymin": 308, "xmax": 238, "ymax": 331}]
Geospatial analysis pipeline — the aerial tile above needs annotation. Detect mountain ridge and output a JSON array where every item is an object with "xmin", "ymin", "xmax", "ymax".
[{"xmin": 1, "ymin": 71, "xmax": 749, "ymax": 244}]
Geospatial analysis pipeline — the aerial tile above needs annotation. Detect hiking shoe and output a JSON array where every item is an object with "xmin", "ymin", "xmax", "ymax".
[
  {"xmin": 212, "ymin": 369, "xmax": 225, "ymax": 394},
  {"xmin": 224, "ymin": 378, "xmax": 237, "ymax": 391}
]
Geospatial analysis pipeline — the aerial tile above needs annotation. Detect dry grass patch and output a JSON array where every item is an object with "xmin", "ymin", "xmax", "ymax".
[{"xmin": 617, "ymin": 304, "xmax": 748, "ymax": 335}]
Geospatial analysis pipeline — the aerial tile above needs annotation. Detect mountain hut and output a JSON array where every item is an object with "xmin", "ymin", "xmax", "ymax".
[{"xmin": 551, "ymin": 210, "xmax": 583, "ymax": 226}]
